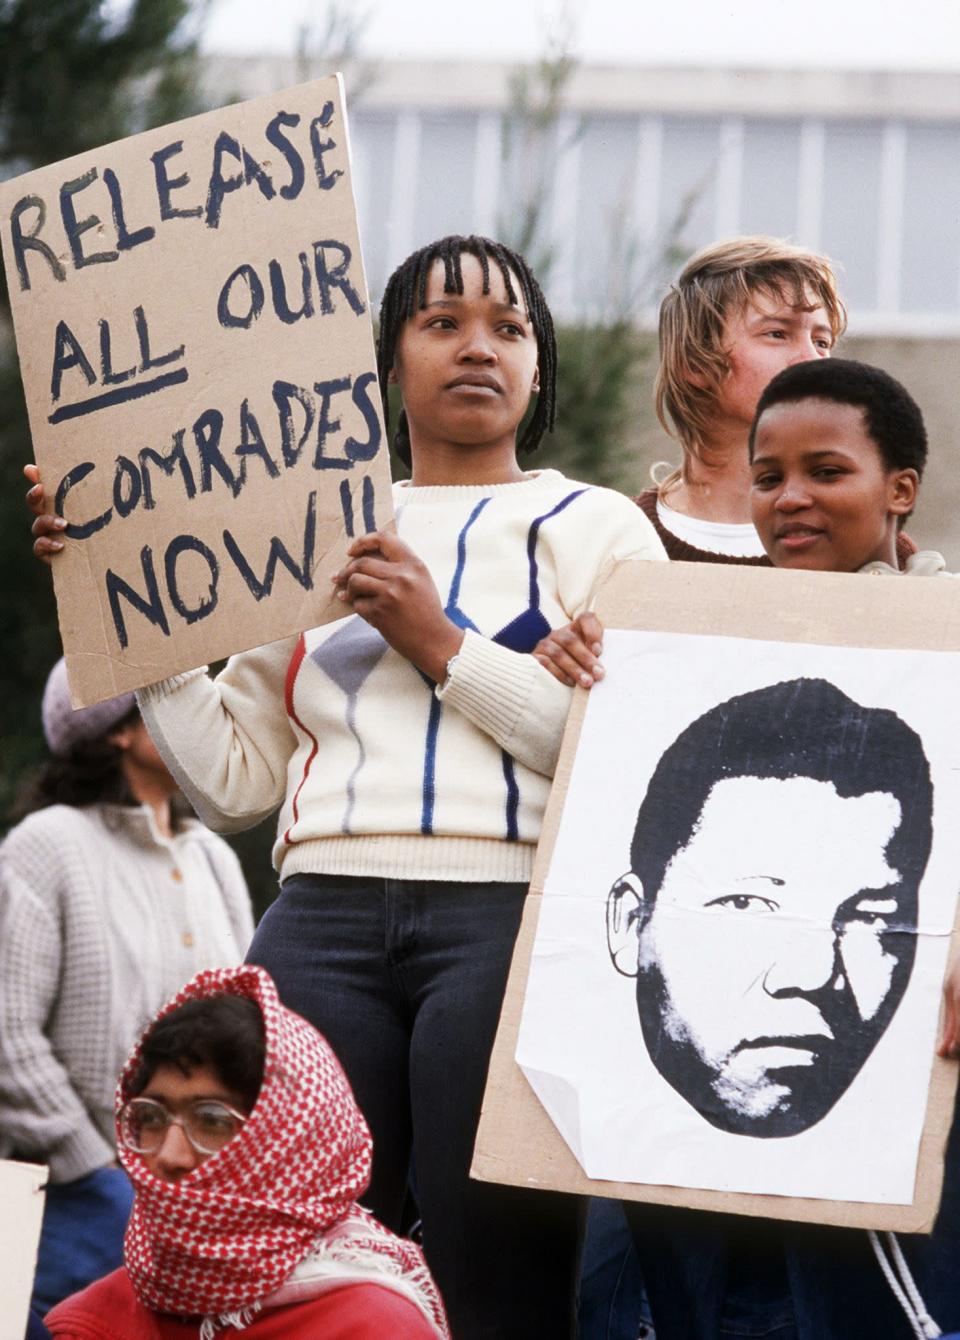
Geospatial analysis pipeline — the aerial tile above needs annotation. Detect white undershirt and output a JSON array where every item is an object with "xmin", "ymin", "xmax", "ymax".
[{"xmin": 656, "ymin": 498, "xmax": 767, "ymax": 559}]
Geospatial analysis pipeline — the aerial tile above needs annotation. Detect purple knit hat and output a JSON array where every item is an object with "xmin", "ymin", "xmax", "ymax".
[{"xmin": 41, "ymin": 658, "xmax": 137, "ymax": 759}]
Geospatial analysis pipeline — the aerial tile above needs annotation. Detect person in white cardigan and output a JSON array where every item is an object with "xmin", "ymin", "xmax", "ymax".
[
  {"xmin": 28, "ymin": 234, "xmax": 667, "ymax": 1339},
  {"xmin": 0, "ymin": 659, "xmax": 253, "ymax": 1316}
]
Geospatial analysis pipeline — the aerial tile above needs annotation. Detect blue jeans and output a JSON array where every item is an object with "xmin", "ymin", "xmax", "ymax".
[
  {"xmin": 247, "ymin": 874, "xmax": 581, "ymax": 1340},
  {"xmin": 578, "ymin": 1198, "xmax": 654, "ymax": 1340},
  {"xmin": 32, "ymin": 1166, "xmax": 133, "ymax": 1316},
  {"xmin": 624, "ymin": 1097, "xmax": 960, "ymax": 1339}
]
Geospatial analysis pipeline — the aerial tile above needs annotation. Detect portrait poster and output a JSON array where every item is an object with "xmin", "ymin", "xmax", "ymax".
[
  {"xmin": 473, "ymin": 560, "xmax": 960, "ymax": 1230},
  {"xmin": 0, "ymin": 75, "xmax": 392, "ymax": 708}
]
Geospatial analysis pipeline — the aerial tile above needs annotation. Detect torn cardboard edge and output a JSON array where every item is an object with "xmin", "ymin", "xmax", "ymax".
[{"xmin": 473, "ymin": 559, "xmax": 960, "ymax": 1231}]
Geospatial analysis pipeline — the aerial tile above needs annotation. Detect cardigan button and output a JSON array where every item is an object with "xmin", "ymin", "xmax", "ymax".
[{"xmin": 170, "ymin": 868, "xmax": 183, "ymax": 882}]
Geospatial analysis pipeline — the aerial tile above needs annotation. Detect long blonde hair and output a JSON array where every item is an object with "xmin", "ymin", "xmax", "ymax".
[{"xmin": 653, "ymin": 236, "xmax": 847, "ymax": 492}]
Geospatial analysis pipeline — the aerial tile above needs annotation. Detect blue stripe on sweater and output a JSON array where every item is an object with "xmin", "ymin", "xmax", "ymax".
[
  {"xmin": 526, "ymin": 488, "xmax": 588, "ymax": 609},
  {"xmin": 492, "ymin": 489, "xmax": 589, "ymax": 653},
  {"xmin": 421, "ymin": 498, "xmax": 491, "ymax": 834},
  {"xmin": 447, "ymin": 497, "xmax": 491, "ymax": 620}
]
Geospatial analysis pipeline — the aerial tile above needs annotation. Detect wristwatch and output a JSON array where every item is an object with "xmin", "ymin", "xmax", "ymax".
[{"xmin": 443, "ymin": 652, "xmax": 461, "ymax": 687}]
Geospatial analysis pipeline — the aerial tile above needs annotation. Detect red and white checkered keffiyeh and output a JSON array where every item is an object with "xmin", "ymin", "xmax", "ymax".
[{"xmin": 117, "ymin": 964, "xmax": 448, "ymax": 1337}]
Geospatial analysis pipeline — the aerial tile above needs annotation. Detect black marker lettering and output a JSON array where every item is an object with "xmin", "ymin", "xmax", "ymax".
[
  {"xmin": 268, "ymin": 253, "xmax": 314, "ymax": 324},
  {"xmin": 218, "ymin": 263, "xmax": 264, "ymax": 329},
  {"xmin": 339, "ymin": 479, "xmax": 355, "ymax": 537},
  {"xmin": 308, "ymin": 103, "xmax": 343, "ymax": 192},
  {"xmin": 205, "ymin": 132, "xmax": 245, "ymax": 228},
  {"xmin": 48, "ymin": 369, "xmax": 188, "ymax": 424},
  {"xmin": 152, "ymin": 142, "xmax": 203, "ymax": 221},
  {"xmin": 9, "ymin": 195, "xmax": 66, "ymax": 290},
  {"xmin": 193, "ymin": 409, "xmax": 240, "ymax": 496},
  {"xmin": 139, "ymin": 431, "xmax": 197, "ymax": 509},
  {"xmin": 345, "ymin": 371, "xmax": 382, "ymax": 461},
  {"xmin": 223, "ymin": 490, "xmax": 316, "ymax": 601},
  {"xmin": 55, "ymin": 461, "xmax": 111, "ymax": 539},
  {"xmin": 112, "ymin": 456, "xmax": 143, "ymax": 519},
  {"xmin": 272, "ymin": 380, "xmax": 315, "ymax": 468},
  {"xmin": 51, "ymin": 321, "xmax": 96, "ymax": 401},
  {"xmin": 103, "ymin": 167, "xmax": 155, "ymax": 252},
  {"xmin": 235, "ymin": 401, "xmax": 279, "ymax": 485},
  {"xmin": 60, "ymin": 168, "xmax": 118, "ymax": 269},
  {"xmin": 362, "ymin": 474, "xmax": 376, "ymax": 533},
  {"xmin": 107, "ymin": 547, "xmax": 169, "ymax": 649},
  {"xmin": 99, "ymin": 319, "xmax": 136, "ymax": 386},
  {"xmin": 242, "ymin": 147, "xmax": 276, "ymax": 201},
  {"xmin": 312, "ymin": 240, "xmax": 365, "ymax": 316},
  {"xmin": 265, "ymin": 111, "xmax": 305, "ymax": 200},
  {"xmin": 164, "ymin": 535, "xmax": 220, "ymax": 625},
  {"xmin": 135, "ymin": 305, "xmax": 184, "ymax": 371},
  {"xmin": 312, "ymin": 377, "xmax": 352, "ymax": 470}
]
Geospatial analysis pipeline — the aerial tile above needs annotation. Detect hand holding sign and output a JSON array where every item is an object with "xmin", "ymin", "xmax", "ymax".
[
  {"xmin": 938, "ymin": 953, "xmax": 960, "ymax": 1059},
  {"xmin": 25, "ymin": 463, "xmax": 65, "ymax": 561},
  {"xmin": 2, "ymin": 76, "xmax": 392, "ymax": 708},
  {"xmin": 332, "ymin": 531, "xmax": 465, "ymax": 683},
  {"xmin": 532, "ymin": 610, "xmax": 606, "ymax": 688}
]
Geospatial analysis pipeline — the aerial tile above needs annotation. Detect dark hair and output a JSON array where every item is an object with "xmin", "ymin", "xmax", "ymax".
[
  {"xmin": 128, "ymin": 994, "xmax": 266, "ymax": 1112},
  {"xmin": 376, "ymin": 234, "xmax": 557, "ymax": 467},
  {"xmin": 11, "ymin": 705, "xmax": 141, "ymax": 819},
  {"xmin": 749, "ymin": 357, "xmax": 928, "ymax": 480},
  {"xmin": 630, "ymin": 678, "xmax": 933, "ymax": 904}
]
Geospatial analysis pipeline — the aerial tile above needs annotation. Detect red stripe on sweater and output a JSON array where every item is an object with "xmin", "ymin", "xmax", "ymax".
[{"xmin": 283, "ymin": 634, "xmax": 320, "ymax": 846}]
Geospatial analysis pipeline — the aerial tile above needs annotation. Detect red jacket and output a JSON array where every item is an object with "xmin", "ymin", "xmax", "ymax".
[{"xmin": 47, "ymin": 1267, "xmax": 440, "ymax": 1340}]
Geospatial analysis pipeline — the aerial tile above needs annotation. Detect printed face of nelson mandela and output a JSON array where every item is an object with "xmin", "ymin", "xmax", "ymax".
[{"xmin": 606, "ymin": 678, "xmax": 933, "ymax": 1138}]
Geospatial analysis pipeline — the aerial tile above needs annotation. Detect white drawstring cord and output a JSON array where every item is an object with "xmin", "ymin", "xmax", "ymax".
[{"xmin": 868, "ymin": 1229, "xmax": 942, "ymax": 1339}]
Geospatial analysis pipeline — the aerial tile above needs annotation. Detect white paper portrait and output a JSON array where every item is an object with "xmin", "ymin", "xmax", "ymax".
[{"xmin": 516, "ymin": 630, "xmax": 960, "ymax": 1204}]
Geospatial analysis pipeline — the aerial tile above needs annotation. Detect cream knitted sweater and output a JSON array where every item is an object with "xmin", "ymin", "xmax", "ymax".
[
  {"xmin": 0, "ymin": 804, "xmax": 252, "ymax": 1182},
  {"xmin": 139, "ymin": 470, "xmax": 666, "ymax": 884}
]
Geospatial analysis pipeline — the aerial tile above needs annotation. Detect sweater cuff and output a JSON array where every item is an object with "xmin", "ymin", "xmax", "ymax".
[
  {"xmin": 136, "ymin": 668, "xmax": 208, "ymax": 706},
  {"xmin": 47, "ymin": 1123, "xmax": 115, "ymax": 1184},
  {"xmin": 436, "ymin": 628, "xmax": 536, "ymax": 740}
]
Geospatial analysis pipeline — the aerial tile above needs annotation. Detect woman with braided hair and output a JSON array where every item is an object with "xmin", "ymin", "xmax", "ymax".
[
  {"xmin": 30, "ymin": 233, "xmax": 666, "ymax": 1335},
  {"xmin": 45, "ymin": 964, "xmax": 448, "ymax": 1339}
]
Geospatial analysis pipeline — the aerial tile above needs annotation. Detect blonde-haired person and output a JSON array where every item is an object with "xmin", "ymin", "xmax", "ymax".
[{"xmin": 645, "ymin": 234, "xmax": 844, "ymax": 560}]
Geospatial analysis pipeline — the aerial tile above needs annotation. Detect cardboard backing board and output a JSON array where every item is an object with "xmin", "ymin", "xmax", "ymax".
[
  {"xmin": 0, "ymin": 75, "xmax": 392, "ymax": 708},
  {"xmin": 0, "ymin": 1159, "xmax": 47, "ymax": 1340},
  {"xmin": 473, "ymin": 560, "xmax": 960, "ymax": 1231}
]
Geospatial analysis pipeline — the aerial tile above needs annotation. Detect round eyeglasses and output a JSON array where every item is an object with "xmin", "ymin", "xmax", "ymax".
[{"xmin": 119, "ymin": 1097, "xmax": 247, "ymax": 1156}]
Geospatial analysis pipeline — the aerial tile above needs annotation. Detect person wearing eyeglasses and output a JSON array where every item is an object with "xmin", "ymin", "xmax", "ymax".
[
  {"xmin": 0, "ymin": 659, "xmax": 253, "ymax": 1318},
  {"xmin": 45, "ymin": 964, "xmax": 449, "ymax": 1339}
]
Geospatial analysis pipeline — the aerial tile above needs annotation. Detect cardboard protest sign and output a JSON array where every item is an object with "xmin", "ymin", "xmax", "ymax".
[
  {"xmin": 0, "ymin": 1159, "xmax": 47, "ymax": 1340},
  {"xmin": 474, "ymin": 560, "xmax": 960, "ymax": 1230},
  {"xmin": 0, "ymin": 76, "xmax": 392, "ymax": 708}
]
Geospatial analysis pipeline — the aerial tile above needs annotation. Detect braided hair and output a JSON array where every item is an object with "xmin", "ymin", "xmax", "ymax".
[{"xmin": 377, "ymin": 234, "xmax": 557, "ymax": 468}]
